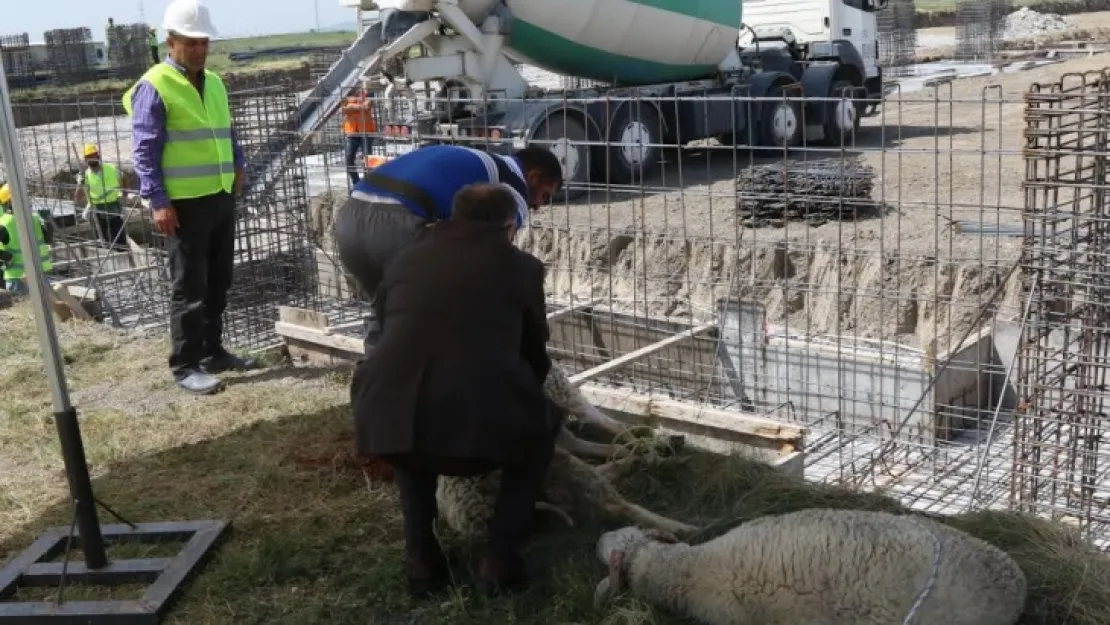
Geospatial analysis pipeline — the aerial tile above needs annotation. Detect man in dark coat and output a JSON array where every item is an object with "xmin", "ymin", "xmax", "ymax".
[{"xmin": 350, "ymin": 183, "xmax": 563, "ymax": 597}]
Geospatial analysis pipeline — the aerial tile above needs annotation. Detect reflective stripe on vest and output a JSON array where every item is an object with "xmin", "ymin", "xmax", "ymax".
[
  {"xmin": 122, "ymin": 62, "xmax": 236, "ymax": 201},
  {"xmin": 0, "ymin": 212, "xmax": 53, "ymax": 281},
  {"xmin": 85, "ymin": 163, "xmax": 122, "ymax": 204}
]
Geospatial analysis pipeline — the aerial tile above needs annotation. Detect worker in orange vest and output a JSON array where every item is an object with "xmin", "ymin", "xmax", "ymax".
[{"xmin": 343, "ymin": 80, "xmax": 377, "ymax": 186}]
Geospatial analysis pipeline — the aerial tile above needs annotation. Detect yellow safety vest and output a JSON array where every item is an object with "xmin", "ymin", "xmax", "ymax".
[
  {"xmin": 122, "ymin": 62, "xmax": 236, "ymax": 201},
  {"xmin": 0, "ymin": 212, "xmax": 53, "ymax": 281},
  {"xmin": 85, "ymin": 163, "xmax": 122, "ymax": 204}
]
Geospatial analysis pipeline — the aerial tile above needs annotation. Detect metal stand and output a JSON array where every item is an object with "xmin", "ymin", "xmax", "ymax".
[{"xmin": 0, "ymin": 57, "xmax": 228, "ymax": 624}]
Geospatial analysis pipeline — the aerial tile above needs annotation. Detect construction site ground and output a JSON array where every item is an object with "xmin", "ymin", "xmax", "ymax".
[{"xmin": 1, "ymin": 302, "xmax": 1108, "ymax": 624}]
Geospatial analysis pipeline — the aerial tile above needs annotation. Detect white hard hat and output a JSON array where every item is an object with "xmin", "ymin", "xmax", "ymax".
[{"xmin": 163, "ymin": 0, "xmax": 218, "ymax": 40}]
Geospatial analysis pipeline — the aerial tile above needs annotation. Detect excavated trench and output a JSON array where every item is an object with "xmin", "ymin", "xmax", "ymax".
[
  {"xmin": 517, "ymin": 226, "xmax": 1022, "ymax": 351},
  {"xmin": 308, "ymin": 195, "xmax": 1022, "ymax": 351}
]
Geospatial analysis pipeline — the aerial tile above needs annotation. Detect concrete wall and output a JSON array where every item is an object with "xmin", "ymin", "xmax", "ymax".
[{"xmin": 717, "ymin": 298, "xmax": 1012, "ymax": 445}]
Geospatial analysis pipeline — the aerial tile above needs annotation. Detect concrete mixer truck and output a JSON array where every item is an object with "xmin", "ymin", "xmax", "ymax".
[{"xmin": 337, "ymin": 0, "xmax": 889, "ymax": 189}]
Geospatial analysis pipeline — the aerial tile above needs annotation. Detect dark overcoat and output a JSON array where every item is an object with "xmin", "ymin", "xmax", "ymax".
[{"xmin": 350, "ymin": 220, "xmax": 561, "ymax": 466}]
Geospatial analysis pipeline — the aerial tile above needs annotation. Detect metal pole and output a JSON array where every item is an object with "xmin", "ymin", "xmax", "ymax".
[{"xmin": 0, "ymin": 51, "xmax": 108, "ymax": 569}]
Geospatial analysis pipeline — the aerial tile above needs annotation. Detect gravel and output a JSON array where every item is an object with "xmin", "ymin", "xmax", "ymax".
[{"xmin": 1000, "ymin": 7, "xmax": 1075, "ymax": 41}]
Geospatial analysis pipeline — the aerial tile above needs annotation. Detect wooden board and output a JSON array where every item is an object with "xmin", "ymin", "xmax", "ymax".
[
  {"xmin": 277, "ymin": 306, "xmax": 359, "ymax": 367},
  {"xmin": 272, "ymin": 307, "xmax": 808, "ymax": 451}
]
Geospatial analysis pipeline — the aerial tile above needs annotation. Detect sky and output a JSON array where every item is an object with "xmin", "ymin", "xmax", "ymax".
[{"xmin": 17, "ymin": 0, "xmax": 356, "ymax": 43}]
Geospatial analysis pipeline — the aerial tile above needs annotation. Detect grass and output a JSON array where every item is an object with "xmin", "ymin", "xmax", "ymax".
[
  {"xmin": 10, "ymin": 30, "xmax": 355, "ymax": 101},
  {"xmin": 2, "ymin": 300, "xmax": 1110, "ymax": 624}
]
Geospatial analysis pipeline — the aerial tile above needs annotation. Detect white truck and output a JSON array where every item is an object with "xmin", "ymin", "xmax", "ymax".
[{"xmin": 335, "ymin": 0, "xmax": 889, "ymax": 188}]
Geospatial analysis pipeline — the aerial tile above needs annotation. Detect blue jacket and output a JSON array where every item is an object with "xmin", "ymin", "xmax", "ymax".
[{"xmin": 353, "ymin": 144, "xmax": 531, "ymax": 226}]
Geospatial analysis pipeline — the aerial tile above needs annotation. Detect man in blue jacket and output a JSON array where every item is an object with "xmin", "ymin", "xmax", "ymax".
[{"xmin": 334, "ymin": 144, "xmax": 564, "ymax": 353}]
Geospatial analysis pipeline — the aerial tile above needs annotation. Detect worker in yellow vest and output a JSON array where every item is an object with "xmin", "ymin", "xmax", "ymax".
[
  {"xmin": 0, "ymin": 183, "xmax": 54, "ymax": 296},
  {"xmin": 73, "ymin": 143, "xmax": 130, "ymax": 251},
  {"xmin": 123, "ymin": 0, "xmax": 255, "ymax": 395}
]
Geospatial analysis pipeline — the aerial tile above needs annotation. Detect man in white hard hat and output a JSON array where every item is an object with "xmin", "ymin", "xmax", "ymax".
[{"xmin": 123, "ymin": 0, "xmax": 255, "ymax": 396}]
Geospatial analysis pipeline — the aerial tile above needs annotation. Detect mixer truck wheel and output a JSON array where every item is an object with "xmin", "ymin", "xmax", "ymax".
[
  {"xmin": 822, "ymin": 79, "xmax": 861, "ymax": 146},
  {"xmin": 532, "ymin": 114, "xmax": 590, "ymax": 201},
  {"xmin": 602, "ymin": 103, "xmax": 663, "ymax": 186},
  {"xmin": 759, "ymin": 86, "xmax": 802, "ymax": 149}
]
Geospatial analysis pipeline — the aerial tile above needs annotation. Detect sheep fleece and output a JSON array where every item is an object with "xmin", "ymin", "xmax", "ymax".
[{"xmin": 622, "ymin": 509, "xmax": 1026, "ymax": 625}]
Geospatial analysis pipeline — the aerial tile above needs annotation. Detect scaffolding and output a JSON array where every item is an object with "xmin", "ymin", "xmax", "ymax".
[
  {"xmin": 43, "ymin": 27, "xmax": 98, "ymax": 85},
  {"xmin": 1016, "ymin": 69, "xmax": 1110, "ymax": 541},
  {"xmin": 0, "ymin": 33, "xmax": 37, "ymax": 89}
]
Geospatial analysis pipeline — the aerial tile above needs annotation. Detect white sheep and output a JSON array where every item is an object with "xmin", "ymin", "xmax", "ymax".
[
  {"xmin": 593, "ymin": 508, "xmax": 1027, "ymax": 625},
  {"xmin": 435, "ymin": 362, "xmax": 695, "ymax": 541},
  {"xmin": 437, "ymin": 443, "xmax": 698, "ymax": 540}
]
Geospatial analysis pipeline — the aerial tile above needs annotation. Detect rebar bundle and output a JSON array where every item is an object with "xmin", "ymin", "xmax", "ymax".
[
  {"xmin": 877, "ymin": 0, "xmax": 918, "ymax": 69},
  {"xmin": 1017, "ymin": 69, "xmax": 1110, "ymax": 541},
  {"xmin": 736, "ymin": 158, "xmax": 878, "ymax": 227},
  {"xmin": 955, "ymin": 0, "xmax": 1012, "ymax": 61},
  {"xmin": 107, "ymin": 23, "xmax": 153, "ymax": 78},
  {"xmin": 43, "ymin": 27, "xmax": 96, "ymax": 84}
]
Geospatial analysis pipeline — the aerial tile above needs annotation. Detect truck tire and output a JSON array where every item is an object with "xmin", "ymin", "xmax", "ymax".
[
  {"xmin": 823, "ymin": 79, "xmax": 861, "ymax": 146},
  {"xmin": 532, "ymin": 113, "xmax": 589, "ymax": 201},
  {"xmin": 759, "ymin": 85, "xmax": 802, "ymax": 149},
  {"xmin": 601, "ymin": 103, "xmax": 663, "ymax": 185}
]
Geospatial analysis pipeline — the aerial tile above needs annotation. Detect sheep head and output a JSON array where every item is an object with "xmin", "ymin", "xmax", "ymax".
[{"xmin": 593, "ymin": 526, "xmax": 681, "ymax": 606}]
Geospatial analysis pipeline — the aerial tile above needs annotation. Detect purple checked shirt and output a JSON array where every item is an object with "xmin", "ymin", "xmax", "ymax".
[{"xmin": 129, "ymin": 57, "xmax": 245, "ymax": 212}]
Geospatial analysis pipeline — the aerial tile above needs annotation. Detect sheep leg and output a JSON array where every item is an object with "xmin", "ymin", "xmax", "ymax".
[
  {"xmin": 603, "ymin": 498, "xmax": 699, "ymax": 537},
  {"xmin": 535, "ymin": 502, "xmax": 574, "ymax": 527},
  {"xmin": 544, "ymin": 363, "xmax": 628, "ymax": 436},
  {"xmin": 556, "ymin": 426, "xmax": 615, "ymax": 460}
]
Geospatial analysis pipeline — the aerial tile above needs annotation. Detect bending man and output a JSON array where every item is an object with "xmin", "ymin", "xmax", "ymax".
[
  {"xmin": 335, "ymin": 144, "xmax": 563, "ymax": 353},
  {"xmin": 351, "ymin": 183, "xmax": 562, "ymax": 597}
]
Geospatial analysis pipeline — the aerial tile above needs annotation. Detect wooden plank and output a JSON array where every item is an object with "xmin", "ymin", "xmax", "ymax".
[
  {"xmin": 579, "ymin": 384, "xmax": 806, "ymax": 445},
  {"xmin": 546, "ymin": 299, "xmax": 598, "ymax": 323},
  {"xmin": 271, "ymin": 315, "xmax": 803, "ymax": 449},
  {"xmin": 65, "ymin": 285, "xmax": 98, "ymax": 301},
  {"xmin": 567, "ymin": 322, "xmax": 717, "ymax": 385},
  {"xmin": 278, "ymin": 306, "xmax": 328, "ymax": 328},
  {"xmin": 51, "ymin": 282, "xmax": 91, "ymax": 320}
]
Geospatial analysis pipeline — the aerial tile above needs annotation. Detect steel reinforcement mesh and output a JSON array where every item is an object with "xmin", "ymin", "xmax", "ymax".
[
  {"xmin": 225, "ymin": 84, "xmax": 319, "ymax": 351},
  {"xmin": 1018, "ymin": 69, "xmax": 1110, "ymax": 542},
  {"xmin": 0, "ymin": 33, "xmax": 35, "ymax": 85},
  {"xmin": 43, "ymin": 27, "xmax": 97, "ymax": 84},
  {"xmin": 877, "ymin": 0, "xmax": 918, "ymax": 70},
  {"xmin": 106, "ymin": 23, "xmax": 154, "ymax": 78},
  {"xmin": 955, "ymin": 0, "xmax": 1012, "ymax": 61}
]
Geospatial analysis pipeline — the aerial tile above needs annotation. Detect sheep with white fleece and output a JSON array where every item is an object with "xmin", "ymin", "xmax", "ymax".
[{"xmin": 593, "ymin": 508, "xmax": 1027, "ymax": 625}]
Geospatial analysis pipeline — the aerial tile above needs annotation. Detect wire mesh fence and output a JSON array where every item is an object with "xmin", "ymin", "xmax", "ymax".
[{"xmin": 3, "ymin": 63, "xmax": 1108, "ymax": 549}]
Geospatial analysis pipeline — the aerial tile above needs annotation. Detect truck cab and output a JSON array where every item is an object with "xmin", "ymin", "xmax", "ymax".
[{"xmin": 740, "ymin": 0, "xmax": 887, "ymax": 107}]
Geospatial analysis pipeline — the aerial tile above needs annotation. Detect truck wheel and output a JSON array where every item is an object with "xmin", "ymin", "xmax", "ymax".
[
  {"xmin": 823, "ymin": 79, "xmax": 861, "ymax": 146},
  {"xmin": 602, "ymin": 103, "xmax": 662, "ymax": 185},
  {"xmin": 532, "ymin": 114, "xmax": 589, "ymax": 201},
  {"xmin": 759, "ymin": 86, "xmax": 801, "ymax": 149}
]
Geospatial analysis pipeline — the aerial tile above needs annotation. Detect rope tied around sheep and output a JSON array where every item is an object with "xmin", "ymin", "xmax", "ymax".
[{"xmin": 901, "ymin": 517, "xmax": 944, "ymax": 625}]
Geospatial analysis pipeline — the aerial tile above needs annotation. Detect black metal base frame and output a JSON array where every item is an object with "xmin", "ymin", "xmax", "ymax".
[{"xmin": 0, "ymin": 520, "xmax": 229, "ymax": 624}]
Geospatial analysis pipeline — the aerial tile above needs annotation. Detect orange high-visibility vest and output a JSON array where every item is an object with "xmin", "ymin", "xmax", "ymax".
[{"xmin": 343, "ymin": 96, "xmax": 377, "ymax": 135}]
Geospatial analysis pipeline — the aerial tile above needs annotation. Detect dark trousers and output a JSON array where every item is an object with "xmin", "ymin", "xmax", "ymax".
[
  {"xmin": 334, "ymin": 196, "xmax": 427, "ymax": 354},
  {"xmin": 91, "ymin": 201, "xmax": 126, "ymax": 250},
  {"xmin": 382, "ymin": 446, "xmax": 555, "ymax": 568},
  {"xmin": 150, "ymin": 46, "xmax": 159, "ymax": 64},
  {"xmin": 165, "ymin": 191, "xmax": 236, "ymax": 376},
  {"xmin": 344, "ymin": 135, "xmax": 374, "ymax": 186}
]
